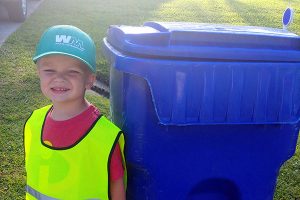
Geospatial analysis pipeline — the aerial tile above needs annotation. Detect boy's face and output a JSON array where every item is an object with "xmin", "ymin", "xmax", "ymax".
[{"xmin": 37, "ymin": 55, "xmax": 95, "ymax": 105}]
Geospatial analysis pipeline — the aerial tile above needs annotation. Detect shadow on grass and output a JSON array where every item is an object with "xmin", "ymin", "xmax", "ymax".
[
  {"xmin": 151, "ymin": 0, "xmax": 239, "ymax": 23},
  {"xmin": 223, "ymin": 0, "xmax": 283, "ymax": 27}
]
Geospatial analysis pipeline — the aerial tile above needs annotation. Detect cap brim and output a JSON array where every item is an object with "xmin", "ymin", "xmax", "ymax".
[{"xmin": 33, "ymin": 51, "xmax": 96, "ymax": 73}]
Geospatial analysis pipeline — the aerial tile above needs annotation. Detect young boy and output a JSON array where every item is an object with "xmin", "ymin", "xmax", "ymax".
[{"xmin": 24, "ymin": 25, "xmax": 126, "ymax": 200}]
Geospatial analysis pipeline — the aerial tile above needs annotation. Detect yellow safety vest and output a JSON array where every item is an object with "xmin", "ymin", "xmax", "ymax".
[{"xmin": 24, "ymin": 105, "xmax": 126, "ymax": 200}]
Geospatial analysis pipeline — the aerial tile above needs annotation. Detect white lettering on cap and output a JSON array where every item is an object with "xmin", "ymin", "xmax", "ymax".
[{"xmin": 55, "ymin": 35, "xmax": 85, "ymax": 51}]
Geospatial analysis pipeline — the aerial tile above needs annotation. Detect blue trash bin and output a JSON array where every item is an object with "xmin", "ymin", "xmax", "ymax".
[{"xmin": 103, "ymin": 22, "xmax": 300, "ymax": 200}]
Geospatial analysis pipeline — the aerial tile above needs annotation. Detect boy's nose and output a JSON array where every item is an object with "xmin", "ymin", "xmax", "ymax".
[{"xmin": 53, "ymin": 72, "xmax": 67, "ymax": 82}]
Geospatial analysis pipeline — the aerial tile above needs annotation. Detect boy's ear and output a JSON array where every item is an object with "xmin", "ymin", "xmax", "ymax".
[
  {"xmin": 36, "ymin": 65, "xmax": 41, "ymax": 76},
  {"xmin": 36, "ymin": 60, "xmax": 42, "ymax": 76},
  {"xmin": 86, "ymin": 74, "xmax": 96, "ymax": 89}
]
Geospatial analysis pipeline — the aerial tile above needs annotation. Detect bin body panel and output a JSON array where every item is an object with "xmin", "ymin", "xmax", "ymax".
[
  {"xmin": 104, "ymin": 22, "xmax": 300, "ymax": 200},
  {"xmin": 110, "ymin": 55, "xmax": 300, "ymax": 125},
  {"xmin": 110, "ymin": 66, "xmax": 299, "ymax": 200}
]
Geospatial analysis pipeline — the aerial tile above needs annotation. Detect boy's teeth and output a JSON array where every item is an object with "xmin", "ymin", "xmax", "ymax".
[{"xmin": 53, "ymin": 88, "xmax": 68, "ymax": 91}]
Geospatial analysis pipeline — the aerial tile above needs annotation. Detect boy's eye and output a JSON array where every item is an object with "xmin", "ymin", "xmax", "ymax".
[
  {"xmin": 69, "ymin": 70, "xmax": 80, "ymax": 74},
  {"xmin": 43, "ymin": 69, "xmax": 55, "ymax": 73}
]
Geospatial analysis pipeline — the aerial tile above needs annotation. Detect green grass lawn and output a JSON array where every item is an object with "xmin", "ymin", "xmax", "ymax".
[{"xmin": 0, "ymin": 0, "xmax": 300, "ymax": 199}]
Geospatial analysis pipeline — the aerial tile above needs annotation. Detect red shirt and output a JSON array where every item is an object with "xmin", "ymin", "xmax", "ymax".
[{"xmin": 42, "ymin": 105, "xmax": 124, "ymax": 181}]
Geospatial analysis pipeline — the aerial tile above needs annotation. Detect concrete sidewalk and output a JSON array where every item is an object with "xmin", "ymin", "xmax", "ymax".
[{"xmin": 0, "ymin": 0, "xmax": 44, "ymax": 46}]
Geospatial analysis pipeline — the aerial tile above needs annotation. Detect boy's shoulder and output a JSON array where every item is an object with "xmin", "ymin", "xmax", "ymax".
[
  {"xmin": 98, "ymin": 115, "xmax": 121, "ymax": 132},
  {"xmin": 34, "ymin": 104, "xmax": 52, "ymax": 112},
  {"xmin": 25, "ymin": 105, "xmax": 52, "ymax": 126},
  {"xmin": 29, "ymin": 105, "xmax": 52, "ymax": 117}
]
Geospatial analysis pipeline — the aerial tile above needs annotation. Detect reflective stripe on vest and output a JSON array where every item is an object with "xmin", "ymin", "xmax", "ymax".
[
  {"xmin": 26, "ymin": 185, "xmax": 102, "ymax": 200},
  {"xmin": 26, "ymin": 185, "xmax": 58, "ymax": 200},
  {"xmin": 24, "ymin": 105, "xmax": 126, "ymax": 200}
]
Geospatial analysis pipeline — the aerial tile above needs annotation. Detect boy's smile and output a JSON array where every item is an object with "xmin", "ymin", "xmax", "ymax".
[
  {"xmin": 51, "ymin": 87, "xmax": 69, "ymax": 91},
  {"xmin": 37, "ymin": 54, "xmax": 95, "ymax": 107},
  {"xmin": 51, "ymin": 87, "xmax": 70, "ymax": 94}
]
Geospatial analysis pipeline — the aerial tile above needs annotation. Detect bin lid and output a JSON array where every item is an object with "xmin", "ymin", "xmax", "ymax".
[
  {"xmin": 104, "ymin": 22, "xmax": 300, "ymax": 125},
  {"xmin": 106, "ymin": 22, "xmax": 300, "ymax": 62}
]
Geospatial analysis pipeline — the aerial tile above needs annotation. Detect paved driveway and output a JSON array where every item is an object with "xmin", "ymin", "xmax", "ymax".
[{"xmin": 0, "ymin": 0, "xmax": 43, "ymax": 46}]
